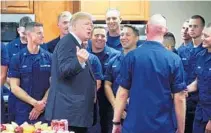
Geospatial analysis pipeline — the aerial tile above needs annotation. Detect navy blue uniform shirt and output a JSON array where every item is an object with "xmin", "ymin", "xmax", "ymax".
[
  {"xmin": 117, "ymin": 41, "xmax": 186, "ymax": 133},
  {"xmin": 6, "ymin": 38, "xmax": 27, "ymax": 122},
  {"xmin": 89, "ymin": 53, "xmax": 104, "ymax": 80},
  {"xmin": 6, "ymin": 38, "xmax": 27, "ymax": 61},
  {"xmin": 194, "ymin": 49, "xmax": 211, "ymax": 122},
  {"xmin": 1, "ymin": 43, "xmax": 9, "ymax": 123},
  {"xmin": 87, "ymin": 44, "xmax": 120, "ymax": 74},
  {"xmin": 179, "ymin": 42, "xmax": 204, "ymax": 84},
  {"xmin": 107, "ymin": 32, "xmax": 122, "ymax": 51},
  {"xmin": 172, "ymin": 48, "xmax": 178, "ymax": 55},
  {"xmin": 87, "ymin": 43, "xmax": 120, "ymax": 128},
  {"xmin": 1, "ymin": 43, "xmax": 9, "ymax": 66},
  {"xmin": 177, "ymin": 43, "xmax": 191, "ymax": 56},
  {"xmin": 44, "ymin": 36, "xmax": 60, "ymax": 53},
  {"xmin": 179, "ymin": 42, "xmax": 204, "ymax": 111},
  {"xmin": 104, "ymin": 52, "xmax": 124, "ymax": 95},
  {"xmin": 8, "ymin": 47, "xmax": 52, "ymax": 124}
]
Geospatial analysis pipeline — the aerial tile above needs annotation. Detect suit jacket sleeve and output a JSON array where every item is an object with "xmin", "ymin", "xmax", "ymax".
[{"xmin": 57, "ymin": 37, "xmax": 83, "ymax": 79}]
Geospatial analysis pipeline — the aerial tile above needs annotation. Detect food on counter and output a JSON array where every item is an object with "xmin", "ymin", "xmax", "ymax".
[
  {"xmin": 1, "ymin": 120, "xmax": 73, "ymax": 133},
  {"xmin": 51, "ymin": 119, "xmax": 68, "ymax": 131},
  {"xmin": 14, "ymin": 126, "xmax": 23, "ymax": 133},
  {"xmin": 22, "ymin": 124, "xmax": 35, "ymax": 133},
  {"xmin": 0, "ymin": 124, "xmax": 7, "ymax": 131},
  {"xmin": 34, "ymin": 128, "xmax": 42, "ymax": 133}
]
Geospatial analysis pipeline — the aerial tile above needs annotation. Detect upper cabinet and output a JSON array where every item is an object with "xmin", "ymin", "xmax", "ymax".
[
  {"xmin": 79, "ymin": 0, "xmax": 149, "ymax": 21},
  {"xmin": 1, "ymin": 0, "xmax": 34, "ymax": 14},
  {"xmin": 109, "ymin": 1, "xmax": 149, "ymax": 21},
  {"xmin": 80, "ymin": 1, "xmax": 109, "ymax": 20}
]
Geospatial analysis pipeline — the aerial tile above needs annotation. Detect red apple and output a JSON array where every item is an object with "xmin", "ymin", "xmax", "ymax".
[
  {"xmin": 0, "ymin": 124, "xmax": 6, "ymax": 131},
  {"xmin": 14, "ymin": 126, "xmax": 23, "ymax": 133}
]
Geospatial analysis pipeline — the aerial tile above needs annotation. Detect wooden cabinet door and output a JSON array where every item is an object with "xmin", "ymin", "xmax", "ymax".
[
  {"xmin": 80, "ymin": 0, "xmax": 109, "ymax": 20},
  {"xmin": 34, "ymin": 1, "xmax": 73, "ymax": 42},
  {"xmin": 1, "ymin": 0, "xmax": 34, "ymax": 14},
  {"xmin": 109, "ymin": 1, "xmax": 149, "ymax": 21}
]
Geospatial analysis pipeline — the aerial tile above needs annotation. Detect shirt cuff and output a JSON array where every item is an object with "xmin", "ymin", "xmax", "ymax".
[
  {"xmin": 80, "ymin": 62, "xmax": 86, "ymax": 69},
  {"xmin": 172, "ymin": 82, "xmax": 187, "ymax": 93},
  {"xmin": 8, "ymin": 71, "xmax": 20, "ymax": 78}
]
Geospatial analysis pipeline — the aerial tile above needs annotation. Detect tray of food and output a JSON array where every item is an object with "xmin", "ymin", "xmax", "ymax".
[{"xmin": 0, "ymin": 120, "xmax": 74, "ymax": 133}]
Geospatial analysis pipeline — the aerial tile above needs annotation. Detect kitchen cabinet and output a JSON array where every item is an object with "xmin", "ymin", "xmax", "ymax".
[
  {"xmin": 1, "ymin": 0, "xmax": 148, "ymax": 42},
  {"xmin": 109, "ymin": 1, "xmax": 149, "ymax": 21},
  {"xmin": 79, "ymin": 1, "xmax": 110, "ymax": 20},
  {"xmin": 1, "ymin": 0, "xmax": 34, "ymax": 14},
  {"xmin": 79, "ymin": 0, "xmax": 149, "ymax": 21},
  {"xmin": 34, "ymin": 1, "xmax": 73, "ymax": 42}
]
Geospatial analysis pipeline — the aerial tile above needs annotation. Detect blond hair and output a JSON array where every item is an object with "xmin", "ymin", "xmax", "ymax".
[{"xmin": 70, "ymin": 12, "xmax": 93, "ymax": 26}]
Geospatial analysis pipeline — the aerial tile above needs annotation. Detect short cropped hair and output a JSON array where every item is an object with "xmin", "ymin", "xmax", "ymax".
[
  {"xmin": 58, "ymin": 11, "xmax": 72, "ymax": 22},
  {"xmin": 93, "ymin": 25, "xmax": 106, "ymax": 31},
  {"xmin": 91, "ymin": 26, "xmax": 106, "ymax": 36},
  {"xmin": 19, "ymin": 16, "xmax": 33, "ymax": 27},
  {"xmin": 25, "ymin": 22, "xmax": 43, "ymax": 32},
  {"xmin": 70, "ymin": 12, "xmax": 93, "ymax": 26},
  {"xmin": 123, "ymin": 24, "xmax": 140, "ymax": 36},
  {"xmin": 191, "ymin": 15, "xmax": 205, "ymax": 27},
  {"xmin": 164, "ymin": 32, "xmax": 176, "ymax": 48},
  {"xmin": 106, "ymin": 8, "xmax": 121, "ymax": 17}
]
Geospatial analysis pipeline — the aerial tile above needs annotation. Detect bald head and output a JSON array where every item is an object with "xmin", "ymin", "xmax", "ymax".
[
  {"xmin": 148, "ymin": 14, "xmax": 167, "ymax": 28},
  {"xmin": 146, "ymin": 14, "xmax": 168, "ymax": 42}
]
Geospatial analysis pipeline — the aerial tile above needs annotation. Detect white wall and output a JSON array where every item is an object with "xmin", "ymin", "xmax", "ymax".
[{"xmin": 150, "ymin": 1, "xmax": 211, "ymax": 48}]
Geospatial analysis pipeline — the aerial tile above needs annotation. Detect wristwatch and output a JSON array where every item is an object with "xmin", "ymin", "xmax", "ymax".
[{"xmin": 112, "ymin": 121, "xmax": 121, "ymax": 125}]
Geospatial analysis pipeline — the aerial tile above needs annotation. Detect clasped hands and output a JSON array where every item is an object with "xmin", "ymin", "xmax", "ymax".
[{"xmin": 29, "ymin": 100, "xmax": 46, "ymax": 120}]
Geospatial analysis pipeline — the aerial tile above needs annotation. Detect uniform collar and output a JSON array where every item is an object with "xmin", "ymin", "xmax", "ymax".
[
  {"xmin": 188, "ymin": 41, "xmax": 203, "ymax": 48},
  {"xmin": 118, "ymin": 52, "xmax": 124, "ymax": 60},
  {"xmin": 202, "ymin": 49, "xmax": 211, "ymax": 62},
  {"xmin": 23, "ymin": 46, "xmax": 45, "ymax": 57},
  {"xmin": 14, "ymin": 38, "xmax": 27, "ymax": 47},
  {"xmin": 107, "ymin": 32, "xmax": 121, "ymax": 47},
  {"xmin": 143, "ymin": 41, "xmax": 165, "ymax": 48},
  {"xmin": 89, "ymin": 44, "xmax": 110, "ymax": 56}
]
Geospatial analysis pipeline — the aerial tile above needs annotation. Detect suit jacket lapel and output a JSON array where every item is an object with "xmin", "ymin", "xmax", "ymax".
[
  {"xmin": 69, "ymin": 33, "xmax": 96, "ymax": 81},
  {"xmin": 86, "ymin": 60, "xmax": 96, "ymax": 81},
  {"xmin": 69, "ymin": 33, "xmax": 82, "ymax": 48}
]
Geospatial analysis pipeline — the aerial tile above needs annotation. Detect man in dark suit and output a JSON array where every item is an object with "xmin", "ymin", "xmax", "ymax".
[{"xmin": 45, "ymin": 12, "xmax": 96, "ymax": 133}]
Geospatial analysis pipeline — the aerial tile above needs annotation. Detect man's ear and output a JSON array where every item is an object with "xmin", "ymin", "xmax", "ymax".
[
  {"xmin": 163, "ymin": 27, "xmax": 168, "ymax": 35},
  {"xmin": 17, "ymin": 27, "xmax": 20, "ymax": 34}
]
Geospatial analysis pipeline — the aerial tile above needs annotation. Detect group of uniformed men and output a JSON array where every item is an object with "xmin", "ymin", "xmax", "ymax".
[{"xmin": 1, "ymin": 8, "xmax": 211, "ymax": 133}]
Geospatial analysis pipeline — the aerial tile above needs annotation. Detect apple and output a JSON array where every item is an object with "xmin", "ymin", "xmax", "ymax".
[
  {"xmin": 14, "ymin": 126, "xmax": 23, "ymax": 133},
  {"xmin": 0, "ymin": 124, "xmax": 6, "ymax": 131}
]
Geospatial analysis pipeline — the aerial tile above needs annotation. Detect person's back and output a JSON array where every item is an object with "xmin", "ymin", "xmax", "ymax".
[
  {"xmin": 121, "ymin": 41, "xmax": 184, "ymax": 132},
  {"xmin": 112, "ymin": 14, "xmax": 186, "ymax": 133}
]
